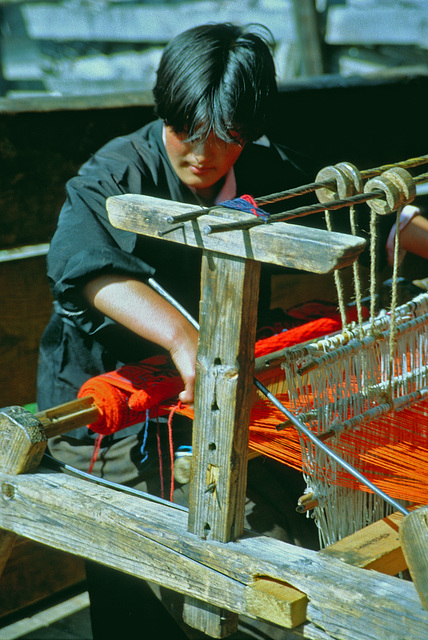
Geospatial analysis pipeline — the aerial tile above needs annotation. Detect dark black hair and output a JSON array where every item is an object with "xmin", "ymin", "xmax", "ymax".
[{"xmin": 153, "ymin": 22, "xmax": 278, "ymax": 144}]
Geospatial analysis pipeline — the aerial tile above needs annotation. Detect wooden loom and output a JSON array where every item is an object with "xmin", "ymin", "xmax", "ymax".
[{"xmin": 1, "ymin": 159, "xmax": 428, "ymax": 639}]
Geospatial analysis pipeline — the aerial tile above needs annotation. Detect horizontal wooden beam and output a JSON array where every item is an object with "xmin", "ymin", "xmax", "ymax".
[
  {"xmin": 0, "ymin": 467, "xmax": 426, "ymax": 639},
  {"xmin": 326, "ymin": 6, "xmax": 428, "ymax": 47},
  {"xmin": 106, "ymin": 194, "xmax": 365, "ymax": 274}
]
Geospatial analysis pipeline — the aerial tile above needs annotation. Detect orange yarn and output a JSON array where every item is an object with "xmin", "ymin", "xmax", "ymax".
[
  {"xmin": 245, "ymin": 390, "xmax": 428, "ymax": 505},
  {"xmin": 76, "ymin": 306, "xmax": 428, "ymax": 506}
]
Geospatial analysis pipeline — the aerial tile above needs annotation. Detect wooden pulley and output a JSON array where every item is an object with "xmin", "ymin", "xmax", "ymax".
[
  {"xmin": 383, "ymin": 166, "xmax": 417, "ymax": 205},
  {"xmin": 364, "ymin": 167, "xmax": 416, "ymax": 215},
  {"xmin": 315, "ymin": 162, "xmax": 362, "ymax": 204}
]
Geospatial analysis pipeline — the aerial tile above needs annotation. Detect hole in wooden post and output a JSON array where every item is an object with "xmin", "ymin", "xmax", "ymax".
[
  {"xmin": 203, "ymin": 522, "xmax": 211, "ymax": 539},
  {"xmin": 208, "ymin": 442, "xmax": 216, "ymax": 451}
]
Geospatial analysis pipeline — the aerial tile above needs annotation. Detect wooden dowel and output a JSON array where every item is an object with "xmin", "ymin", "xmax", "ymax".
[{"xmin": 35, "ymin": 396, "xmax": 99, "ymax": 438}]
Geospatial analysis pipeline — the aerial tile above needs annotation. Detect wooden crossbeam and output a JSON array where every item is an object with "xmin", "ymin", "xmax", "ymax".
[
  {"xmin": 0, "ymin": 466, "xmax": 427, "ymax": 639},
  {"xmin": 106, "ymin": 194, "xmax": 365, "ymax": 274}
]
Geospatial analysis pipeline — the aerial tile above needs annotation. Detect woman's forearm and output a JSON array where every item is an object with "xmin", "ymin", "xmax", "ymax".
[{"xmin": 83, "ymin": 274, "xmax": 198, "ymax": 403}]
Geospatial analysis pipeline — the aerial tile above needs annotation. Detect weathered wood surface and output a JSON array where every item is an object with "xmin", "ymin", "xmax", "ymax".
[
  {"xmin": 189, "ymin": 253, "xmax": 259, "ymax": 543},
  {"xmin": 185, "ymin": 252, "xmax": 260, "ymax": 636},
  {"xmin": 106, "ymin": 194, "xmax": 365, "ymax": 274},
  {"xmin": 0, "ymin": 468, "xmax": 427, "ymax": 639},
  {"xmin": 0, "ymin": 406, "xmax": 47, "ymax": 475},
  {"xmin": 400, "ymin": 506, "xmax": 428, "ymax": 611},
  {"xmin": 321, "ymin": 510, "xmax": 407, "ymax": 576}
]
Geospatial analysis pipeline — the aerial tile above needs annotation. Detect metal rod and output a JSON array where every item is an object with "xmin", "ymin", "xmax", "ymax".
[
  {"xmin": 253, "ymin": 377, "xmax": 409, "ymax": 517},
  {"xmin": 166, "ymin": 153, "xmax": 428, "ymax": 224},
  {"xmin": 149, "ymin": 276, "xmax": 410, "ymax": 517},
  {"xmin": 203, "ymin": 189, "xmax": 384, "ymax": 235},
  {"xmin": 166, "ymin": 208, "xmax": 210, "ymax": 223},
  {"xmin": 148, "ymin": 277, "xmax": 199, "ymax": 330}
]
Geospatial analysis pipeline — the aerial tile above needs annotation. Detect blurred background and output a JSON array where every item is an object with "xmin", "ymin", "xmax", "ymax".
[
  {"xmin": 1, "ymin": 4, "xmax": 428, "ymax": 636},
  {"xmin": 1, "ymin": 0, "xmax": 428, "ymax": 99}
]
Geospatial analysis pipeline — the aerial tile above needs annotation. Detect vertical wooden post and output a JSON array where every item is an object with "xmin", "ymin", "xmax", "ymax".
[
  {"xmin": 0, "ymin": 406, "xmax": 47, "ymax": 475},
  {"xmin": 400, "ymin": 506, "xmax": 428, "ymax": 610},
  {"xmin": 184, "ymin": 250, "xmax": 260, "ymax": 637},
  {"xmin": 0, "ymin": 406, "xmax": 48, "ymax": 583},
  {"xmin": 292, "ymin": 0, "xmax": 324, "ymax": 76}
]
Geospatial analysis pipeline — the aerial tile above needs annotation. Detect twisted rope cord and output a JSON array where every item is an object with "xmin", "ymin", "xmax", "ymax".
[
  {"xmin": 168, "ymin": 156, "xmax": 428, "ymax": 227},
  {"xmin": 324, "ymin": 208, "xmax": 348, "ymax": 329},
  {"xmin": 255, "ymin": 155, "xmax": 428, "ymax": 208},
  {"xmin": 203, "ymin": 170, "xmax": 428, "ymax": 235},
  {"xmin": 388, "ymin": 208, "xmax": 402, "ymax": 399},
  {"xmin": 349, "ymin": 205, "xmax": 364, "ymax": 334}
]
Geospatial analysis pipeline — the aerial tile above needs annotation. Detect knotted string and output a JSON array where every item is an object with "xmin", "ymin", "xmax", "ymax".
[{"xmin": 220, "ymin": 194, "xmax": 269, "ymax": 220}]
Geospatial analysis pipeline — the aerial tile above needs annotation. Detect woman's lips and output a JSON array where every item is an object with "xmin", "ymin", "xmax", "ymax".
[{"xmin": 189, "ymin": 164, "xmax": 213, "ymax": 175}]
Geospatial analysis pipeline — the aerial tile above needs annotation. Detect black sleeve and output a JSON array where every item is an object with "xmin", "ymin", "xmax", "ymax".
[{"xmin": 46, "ymin": 138, "xmax": 158, "ymax": 335}]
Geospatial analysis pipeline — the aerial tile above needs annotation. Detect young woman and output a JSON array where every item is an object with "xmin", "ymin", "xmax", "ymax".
[{"xmin": 37, "ymin": 23, "xmax": 320, "ymax": 639}]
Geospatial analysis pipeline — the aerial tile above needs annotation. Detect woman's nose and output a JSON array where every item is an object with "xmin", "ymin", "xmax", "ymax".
[
  {"xmin": 192, "ymin": 141, "xmax": 207, "ymax": 160},
  {"xmin": 192, "ymin": 135, "xmax": 216, "ymax": 162}
]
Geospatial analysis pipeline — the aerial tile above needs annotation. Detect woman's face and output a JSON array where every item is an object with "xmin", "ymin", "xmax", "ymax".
[{"xmin": 164, "ymin": 126, "xmax": 244, "ymax": 199}]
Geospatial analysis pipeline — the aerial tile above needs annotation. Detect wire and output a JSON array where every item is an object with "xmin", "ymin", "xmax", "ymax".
[
  {"xmin": 148, "ymin": 278, "xmax": 409, "ymax": 515},
  {"xmin": 42, "ymin": 452, "xmax": 189, "ymax": 513}
]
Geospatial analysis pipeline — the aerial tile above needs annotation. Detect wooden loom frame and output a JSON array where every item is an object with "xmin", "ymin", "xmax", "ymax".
[{"xmin": 0, "ymin": 194, "xmax": 427, "ymax": 639}]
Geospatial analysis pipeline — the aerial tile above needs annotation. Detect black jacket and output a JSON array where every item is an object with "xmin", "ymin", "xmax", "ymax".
[{"xmin": 37, "ymin": 119, "xmax": 312, "ymax": 439}]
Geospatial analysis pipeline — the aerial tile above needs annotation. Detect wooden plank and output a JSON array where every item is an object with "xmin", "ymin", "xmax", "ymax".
[
  {"xmin": 326, "ymin": 7, "xmax": 428, "ymax": 47},
  {"xmin": 321, "ymin": 511, "xmax": 407, "ymax": 576},
  {"xmin": 106, "ymin": 194, "xmax": 365, "ymax": 274},
  {"xmin": 0, "ymin": 257, "xmax": 53, "ymax": 407},
  {"xmin": 245, "ymin": 578, "xmax": 307, "ymax": 630},
  {"xmin": 0, "ymin": 467, "xmax": 427, "ymax": 639},
  {"xmin": 20, "ymin": 3, "xmax": 295, "ymax": 43}
]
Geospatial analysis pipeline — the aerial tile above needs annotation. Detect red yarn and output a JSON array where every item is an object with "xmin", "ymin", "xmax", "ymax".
[
  {"xmin": 78, "ymin": 354, "xmax": 183, "ymax": 435},
  {"xmin": 88, "ymin": 434, "xmax": 104, "ymax": 473},
  {"xmin": 167, "ymin": 402, "xmax": 182, "ymax": 501},
  {"xmin": 254, "ymin": 316, "xmax": 341, "ymax": 358},
  {"xmin": 78, "ymin": 306, "xmax": 354, "ymax": 437}
]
